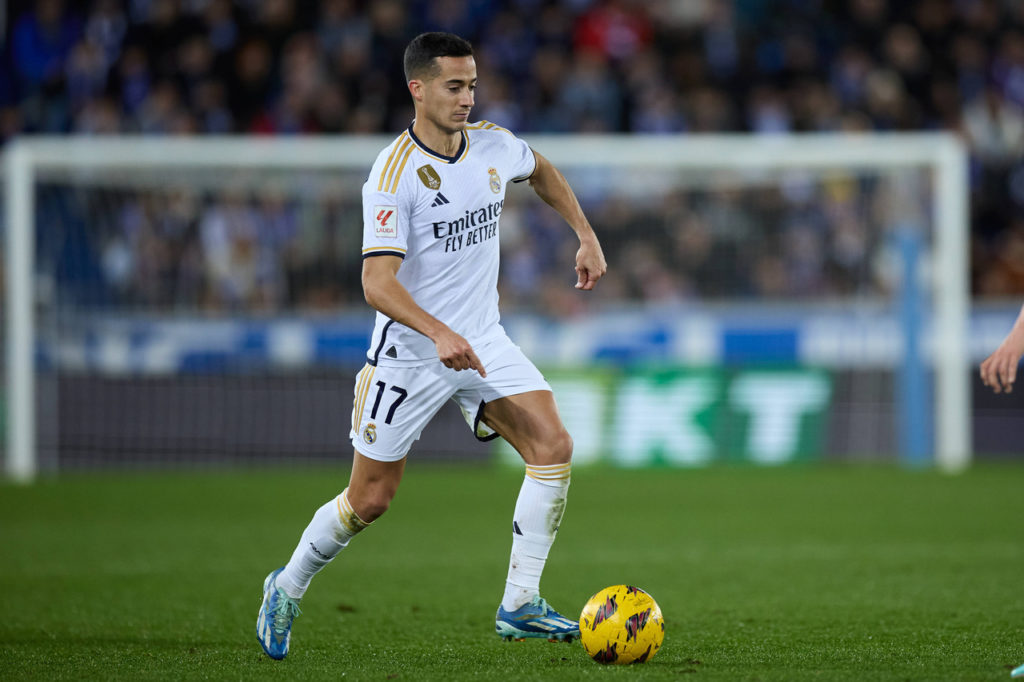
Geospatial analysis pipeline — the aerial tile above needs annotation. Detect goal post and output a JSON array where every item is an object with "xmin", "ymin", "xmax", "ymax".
[
  {"xmin": 5, "ymin": 143, "xmax": 35, "ymax": 483},
  {"xmin": 525, "ymin": 132, "xmax": 969, "ymax": 474},
  {"xmin": 3, "ymin": 133, "xmax": 970, "ymax": 480}
]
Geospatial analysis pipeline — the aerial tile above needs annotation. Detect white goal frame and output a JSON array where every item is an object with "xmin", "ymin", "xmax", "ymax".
[{"xmin": 3, "ymin": 133, "xmax": 970, "ymax": 481}]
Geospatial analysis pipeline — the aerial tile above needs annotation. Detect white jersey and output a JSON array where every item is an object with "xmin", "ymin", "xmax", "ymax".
[{"xmin": 360, "ymin": 121, "xmax": 536, "ymax": 365}]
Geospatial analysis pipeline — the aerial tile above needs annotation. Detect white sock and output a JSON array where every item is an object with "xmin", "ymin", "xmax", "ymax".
[
  {"xmin": 501, "ymin": 462, "xmax": 571, "ymax": 611},
  {"xmin": 277, "ymin": 488, "xmax": 370, "ymax": 599}
]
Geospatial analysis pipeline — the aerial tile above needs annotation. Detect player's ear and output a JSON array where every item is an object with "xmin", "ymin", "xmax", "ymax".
[{"xmin": 408, "ymin": 80, "xmax": 424, "ymax": 103}]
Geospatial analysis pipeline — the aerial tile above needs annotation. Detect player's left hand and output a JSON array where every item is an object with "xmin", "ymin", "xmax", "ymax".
[
  {"xmin": 575, "ymin": 237, "xmax": 607, "ymax": 291},
  {"xmin": 980, "ymin": 345, "xmax": 1021, "ymax": 393}
]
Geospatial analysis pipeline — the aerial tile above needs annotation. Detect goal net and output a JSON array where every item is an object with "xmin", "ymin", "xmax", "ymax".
[{"xmin": 3, "ymin": 134, "xmax": 969, "ymax": 479}]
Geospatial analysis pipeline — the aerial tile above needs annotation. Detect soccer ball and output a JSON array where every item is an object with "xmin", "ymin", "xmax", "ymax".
[{"xmin": 579, "ymin": 585, "xmax": 664, "ymax": 664}]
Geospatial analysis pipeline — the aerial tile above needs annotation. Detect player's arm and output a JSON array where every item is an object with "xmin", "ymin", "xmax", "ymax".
[
  {"xmin": 527, "ymin": 150, "xmax": 607, "ymax": 291},
  {"xmin": 980, "ymin": 303, "xmax": 1024, "ymax": 393},
  {"xmin": 362, "ymin": 255, "xmax": 486, "ymax": 376}
]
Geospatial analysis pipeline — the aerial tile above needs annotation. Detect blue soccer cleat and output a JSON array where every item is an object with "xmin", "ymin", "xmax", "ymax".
[
  {"xmin": 257, "ymin": 568, "xmax": 302, "ymax": 659},
  {"xmin": 495, "ymin": 596, "xmax": 580, "ymax": 642},
  {"xmin": 1012, "ymin": 662, "xmax": 1024, "ymax": 678}
]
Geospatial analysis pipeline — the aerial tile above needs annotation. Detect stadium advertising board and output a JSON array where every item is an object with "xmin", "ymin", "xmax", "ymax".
[{"xmin": 497, "ymin": 368, "xmax": 833, "ymax": 466}]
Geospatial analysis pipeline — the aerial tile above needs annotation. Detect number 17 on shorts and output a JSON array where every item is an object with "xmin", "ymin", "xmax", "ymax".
[{"xmin": 349, "ymin": 363, "xmax": 454, "ymax": 462}]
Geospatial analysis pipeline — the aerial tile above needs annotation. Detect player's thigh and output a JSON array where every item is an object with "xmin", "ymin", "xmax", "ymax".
[
  {"xmin": 350, "ymin": 362, "xmax": 454, "ymax": 462},
  {"xmin": 481, "ymin": 389, "xmax": 572, "ymax": 466}
]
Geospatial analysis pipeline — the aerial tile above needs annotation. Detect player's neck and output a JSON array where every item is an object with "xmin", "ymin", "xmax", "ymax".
[{"xmin": 411, "ymin": 118, "xmax": 463, "ymax": 158}]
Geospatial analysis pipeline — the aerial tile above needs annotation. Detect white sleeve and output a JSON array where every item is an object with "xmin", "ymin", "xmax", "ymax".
[
  {"xmin": 508, "ymin": 134, "xmax": 537, "ymax": 183},
  {"xmin": 361, "ymin": 181, "xmax": 411, "ymax": 260}
]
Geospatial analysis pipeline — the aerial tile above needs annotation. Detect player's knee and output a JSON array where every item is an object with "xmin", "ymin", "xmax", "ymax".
[
  {"xmin": 354, "ymin": 493, "xmax": 391, "ymax": 522},
  {"xmin": 359, "ymin": 497, "xmax": 391, "ymax": 522},
  {"xmin": 554, "ymin": 429, "xmax": 574, "ymax": 463},
  {"xmin": 533, "ymin": 428, "xmax": 573, "ymax": 465},
  {"xmin": 347, "ymin": 485, "xmax": 396, "ymax": 522}
]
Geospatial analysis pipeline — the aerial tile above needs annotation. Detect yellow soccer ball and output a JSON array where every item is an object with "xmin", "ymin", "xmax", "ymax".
[{"xmin": 579, "ymin": 585, "xmax": 665, "ymax": 664}]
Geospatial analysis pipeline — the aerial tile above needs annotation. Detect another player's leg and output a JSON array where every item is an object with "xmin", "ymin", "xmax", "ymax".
[
  {"xmin": 257, "ymin": 451, "xmax": 405, "ymax": 659},
  {"xmin": 483, "ymin": 390, "xmax": 580, "ymax": 642}
]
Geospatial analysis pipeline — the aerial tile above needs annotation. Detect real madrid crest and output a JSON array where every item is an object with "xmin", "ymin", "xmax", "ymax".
[
  {"xmin": 488, "ymin": 167, "xmax": 501, "ymax": 194},
  {"xmin": 363, "ymin": 423, "xmax": 377, "ymax": 444}
]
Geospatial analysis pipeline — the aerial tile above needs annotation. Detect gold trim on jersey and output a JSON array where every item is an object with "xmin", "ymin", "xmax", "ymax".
[
  {"xmin": 361, "ymin": 245, "xmax": 408, "ymax": 256},
  {"xmin": 413, "ymin": 130, "xmax": 470, "ymax": 164},
  {"xmin": 467, "ymin": 120, "xmax": 513, "ymax": 136},
  {"xmin": 387, "ymin": 143, "xmax": 417, "ymax": 193},
  {"xmin": 377, "ymin": 133, "xmax": 412, "ymax": 192}
]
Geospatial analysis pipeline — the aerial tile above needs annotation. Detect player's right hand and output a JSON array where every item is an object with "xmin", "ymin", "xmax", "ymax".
[
  {"xmin": 575, "ymin": 237, "xmax": 607, "ymax": 291},
  {"xmin": 435, "ymin": 329, "xmax": 487, "ymax": 377},
  {"xmin": 980, "ymin": 345, "xmax": 1021, "ymax": 393}
]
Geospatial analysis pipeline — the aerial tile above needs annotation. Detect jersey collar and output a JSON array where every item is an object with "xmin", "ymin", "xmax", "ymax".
[{"xmin": 407, "ymin": 123, "xmax": 468, "ymax": 164}]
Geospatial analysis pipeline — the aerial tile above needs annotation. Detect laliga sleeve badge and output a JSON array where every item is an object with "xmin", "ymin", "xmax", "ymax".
[
  {"xmin": 363, "ymin": 423, "xmax": 377, "ymax": 444},
  {"xmin": 373, "ymin": 206, "xmax": 397, "ymax": 238},
  {"xmin": 488, "ymin": 167, "xmax": 501, "ymax": 194}
]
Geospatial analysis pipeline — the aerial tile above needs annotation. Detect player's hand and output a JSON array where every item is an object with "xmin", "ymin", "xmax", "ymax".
[
  {"xmin": 980, "ymin": 345, "xmax": 1021, "ymax": 394},
  {"xmin": 575, "ymin": 237, "xmax": 607, "ymax": 291},
  {"xmin": 435, "ymin": 328, "xmax": 487, "ymax": 377}
]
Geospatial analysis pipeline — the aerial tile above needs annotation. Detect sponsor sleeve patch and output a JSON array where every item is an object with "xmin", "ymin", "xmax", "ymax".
[{"xmin": 373, "ymin": 205, "xmax": 398, "ymax": 238}]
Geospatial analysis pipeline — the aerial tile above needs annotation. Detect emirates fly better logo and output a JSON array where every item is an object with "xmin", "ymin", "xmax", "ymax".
[{"xmin": 373, "ymin": 205, "xmax": 397, "ymax": 238}]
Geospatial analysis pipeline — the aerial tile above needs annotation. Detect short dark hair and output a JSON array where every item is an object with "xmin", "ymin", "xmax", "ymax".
[{"xmin": 403, "ymin": 32, "xmax": 473, "ymax": 82}]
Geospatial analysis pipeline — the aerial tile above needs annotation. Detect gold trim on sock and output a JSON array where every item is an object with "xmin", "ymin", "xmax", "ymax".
[
  {"xmin": 336, "ymin": 487, "xmax": 371, "ymax": 536},
  {"xmin": 525, "ymin": 462, "xmax": 572, "ymax": 482}
]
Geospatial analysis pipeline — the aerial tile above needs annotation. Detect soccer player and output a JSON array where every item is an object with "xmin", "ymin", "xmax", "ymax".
[
  {"xmin": 980, "ymin": 302, "xmax": 1024, "ymax": 394},
  {"xmin": 257, "ymin": 32, "xmax": 607, "ymax": 659},
  {"xmin": 980, "ymin": 304, "xmax": 1024, "ymax": 679}
]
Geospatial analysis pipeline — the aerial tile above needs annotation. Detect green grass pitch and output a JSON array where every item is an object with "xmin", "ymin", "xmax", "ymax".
[{"xmin": 1, "ymin": 463, "xmax": 1022, "ymax": 681}]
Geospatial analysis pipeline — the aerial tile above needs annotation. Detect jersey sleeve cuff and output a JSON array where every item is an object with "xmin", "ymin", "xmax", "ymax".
[{"xmin": 362, "ymin": 250, "xmax": 407, "ymax": 260}]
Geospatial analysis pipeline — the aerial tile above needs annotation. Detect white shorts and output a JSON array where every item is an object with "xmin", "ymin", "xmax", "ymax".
[{"xmin": 349, "ymin": 334, "xmax": 551, "ymax": 461}]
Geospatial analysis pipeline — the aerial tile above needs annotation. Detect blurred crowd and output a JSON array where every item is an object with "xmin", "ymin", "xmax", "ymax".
[{"xmin": 4, "ymin": 0, "xmax": 1024, "ymax": 313}]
